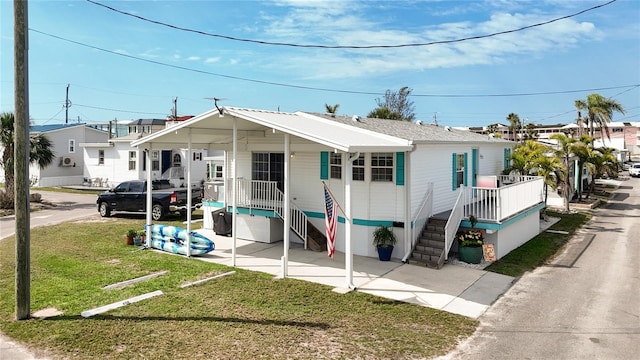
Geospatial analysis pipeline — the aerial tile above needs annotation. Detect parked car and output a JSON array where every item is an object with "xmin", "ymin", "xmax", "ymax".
[
  {"xmin": 97, "ymin": 180, "xmax": 202, "ymax": 221},
  {"xmin": 629, "ymin": 163, "xmax": 640, "ymax": 177}
]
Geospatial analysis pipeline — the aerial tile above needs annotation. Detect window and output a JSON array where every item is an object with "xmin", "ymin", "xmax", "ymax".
[
  {"xmin": 252, "ymin": 152, "xmax": 284, "ymax": 191},
  {"xmin": 455, "ymin": 153, "xmax": 465, "ymax": 188},
  {"xmin": 330, "ymin": 153, "xmax": 342, "ymax": 179},
  {"xmin": 352, "ymin": 153, "xmax": 365, "ymax": 181},
  {"xmin": 152, "ymin": 151, "xmax": 160, "ymax": 171},
  {"xmin": 128, "ymin": 151, "xmax": 136, "ymax": 170},
  {"xmin": 371, "ymin": 152, "xmax": 393, "ymax": 182},
  {"xmin": 173, "ymin": 153, "xmax": 182, "ymax": 167},
  {"xmin": 612, "ymin": 128, "xmax": 623, "ymax": 133},
  {"xmin": 68, "ymin": 139, "xmax": 75, "ymax": 153},
  {"xmin": 193, "ymin": 152, "xmax": 202, "ymax": 161},
  {"xmin": 214, "ymin": 165, "xmax": 224, "ymax": 180}
]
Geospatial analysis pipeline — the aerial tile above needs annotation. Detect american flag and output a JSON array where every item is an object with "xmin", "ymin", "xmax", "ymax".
[{"xmin": 323, "ymin": 184, "xmax": 338, "ymax": 259}]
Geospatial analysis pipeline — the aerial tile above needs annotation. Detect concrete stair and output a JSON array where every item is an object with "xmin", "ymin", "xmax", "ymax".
[{"xmin": 410, "ymin": 218, "xmax": 446, "ymax": 269}]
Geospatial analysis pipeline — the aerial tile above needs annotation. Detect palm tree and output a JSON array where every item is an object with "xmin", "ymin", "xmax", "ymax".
[
  {"xmin": 571, "ymin": 140, "xmax": 592, "ymax": 201},
  {"xmin": 533, "ymin": 155, "xmax": 565, "ymax": 205},
  {"xmin": 0, "ymin": 112, "xmax": 55, "ymax": 208},
  {"xmin": 575, "ymin": 93, "xmax": 625, "ymax": 139},
  {"xmin": 506, "ymin": 113, "xmax": 521, "ymax": 142},
  {"xmin": 324, "ymin": 103, "xmax": 339, "ymax": 117},
  {"xmin": 550, "ymin": 133, "xmax": 576, "ymax": 212}
]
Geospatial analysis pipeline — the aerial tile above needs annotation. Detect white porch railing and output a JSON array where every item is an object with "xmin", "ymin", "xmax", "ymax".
[
  {"xmin": 440, "ymin": 176, "xmax": 544, "ymax": 261},
  {"xmin": 464, "ymin": 176, "xmax": 544, "ymax": 222},
  {"xmin": 234, "ymin": 179, "xmax": 308, "ymax": 248},
  {"xmin": 402, "ymin": 183, "xmax": 433, "ymax": 262}
]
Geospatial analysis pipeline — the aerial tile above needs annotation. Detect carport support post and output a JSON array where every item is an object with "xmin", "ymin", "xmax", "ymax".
[
  {"xmin": 345, "ymin": 152, "xmax": 359, "ymax": 289},
  {"xmin": 282, "ymin": 134, "xmax": 290, "ymax": 277},
  {"xmin": 145, "ymin": 145, "xmax": 153, "ymax": 247},
  {"xmin": 231, "ymin": 118, "xmax": 238, "ymax": 266},
  {"xmin": 186, "ymin": 128, "xmax": 192, "ymax": 257}
]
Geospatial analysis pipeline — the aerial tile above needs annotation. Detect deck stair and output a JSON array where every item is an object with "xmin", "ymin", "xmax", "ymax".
[{"xmin": 410, "ymin": 218, "xmax": 448, "ymax": 269}]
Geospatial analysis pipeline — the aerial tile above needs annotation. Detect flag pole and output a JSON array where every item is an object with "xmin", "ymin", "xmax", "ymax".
[{"xmin": 321, "ymin": 181, "xmax": 348, "ymax": 220}]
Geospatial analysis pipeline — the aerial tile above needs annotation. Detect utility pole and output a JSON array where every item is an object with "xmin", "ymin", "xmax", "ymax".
[
  {"xmin": 173, "ymin": 97, "xmax": 178, "ymax": 120},
  {"xmin": 65, "ymin": 83, "xmax": 70, "ymax": 124},
  {"xmin": 14, "ymin": 0, "xmax": 31, "ymax": 321}
]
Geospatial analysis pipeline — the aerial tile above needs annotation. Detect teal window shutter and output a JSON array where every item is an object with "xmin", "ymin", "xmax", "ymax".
[
  {"xmin": 395, "ymin": 152, "xmax": 405, "ymax": 186},
  {"xmin": 503, "ymin": 148, "xmax": 511, "ymax": 169},
  {"xmin": 452, "ymin": 153, "xmax": 457, "ymax": 190},
  {"xmin": 320, "ymin": 152, "xmax": 328, "ymax": 180},
  {"xmin": 463, "ymin": 152, "xmax": 468, "ymax": 187},
  {"xmin": 471, "ymin": 149, "xmax": 478, "ymax": 187}
]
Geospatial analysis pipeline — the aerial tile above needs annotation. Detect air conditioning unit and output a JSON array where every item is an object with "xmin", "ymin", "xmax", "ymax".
[{"xmin": 61, "ymin": 156, "xmax": 74, "ymax": 167}]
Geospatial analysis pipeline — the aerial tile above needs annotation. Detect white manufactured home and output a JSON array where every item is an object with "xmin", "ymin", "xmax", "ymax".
[
  {"xmin": 81, "ymin": 122, "xmax": 209, "ymax": 188},
  {"xmin": 27, "ymin": 124, "xmax": 109, "ymax": 187},
  {"xmin": 131, "ymin": 107, "xmax": 545, "ymax": 282}
]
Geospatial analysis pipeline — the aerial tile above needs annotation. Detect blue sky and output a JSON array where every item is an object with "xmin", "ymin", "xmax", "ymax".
[{"xmin": 1, "ymin": 0, "xmax": 639, "ymax": 127}]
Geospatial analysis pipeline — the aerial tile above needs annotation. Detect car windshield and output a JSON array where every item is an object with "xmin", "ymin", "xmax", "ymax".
[{"xmin": 634, "ymin": 164, "xmax": 640, "ymax": 169}]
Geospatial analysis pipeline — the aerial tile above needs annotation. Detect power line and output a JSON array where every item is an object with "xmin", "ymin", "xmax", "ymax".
[
  {"xmin": 73, "ymin": 103, "xmax": 167, "ymax": 116},
  {"xmin": 26, "ymin": 28, "xmax": 640, "ymax": 99},
  {"xmin": 86, "ymin": 0, "xmax": 618, "ymax": 49}
]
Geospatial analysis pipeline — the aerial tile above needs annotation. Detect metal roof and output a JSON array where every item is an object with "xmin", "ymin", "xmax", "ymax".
[
  {"xmin": 131, "ymin": 107, "xmax": 414, "ymax": 152},
  {"xmin": 30, "ymin": 123, "xmax": 86, "ymax": 133}
]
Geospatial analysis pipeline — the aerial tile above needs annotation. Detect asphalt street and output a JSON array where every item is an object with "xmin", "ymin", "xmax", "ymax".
[
  {"xmin": 0, "ymin": 191, "xmax": 99, "ymax": 240},
  {"xmin": 444, "ymin": 177, "xmax": 640, "ymax": 360}
]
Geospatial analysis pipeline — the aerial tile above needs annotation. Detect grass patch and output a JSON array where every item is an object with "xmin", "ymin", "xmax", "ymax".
[
  {"xmin": 0, "ymin": 219, "xmax": 476, "ymax": 359},
  {"xmin": 484, "ymin": 210, "xmax": 591, "ymax": 277}
]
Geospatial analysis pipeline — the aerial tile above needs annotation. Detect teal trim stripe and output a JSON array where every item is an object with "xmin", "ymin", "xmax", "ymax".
[
  {"xmin": 463, "ymin": 152, "xmax": 468, "ymax": 187},
  {"xmin": 452, "ymin": 153, "xmax": 457, "ymax": 190},
  {"xmin": 305, "ymin": 210, "xmax": 393, "ymax": 227},
  {"xmin": 460, "ymin": 202, "xmax": 546, "ymax": 231},
  {"xmin": 320, "ymin": 151, "xmax": 329, "ymax": 180},
  {"xmin": 202, "ymin": 201, "xmax": 225, "ymax": 208},
  {"xmin": 395, "ymin": 152, "xmax": 405, "ymax": 186}
]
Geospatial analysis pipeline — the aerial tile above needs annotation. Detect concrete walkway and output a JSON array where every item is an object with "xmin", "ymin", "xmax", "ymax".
[{"xmin": 194, "ymin": 229, "xmax": 516, "ymax": 319}]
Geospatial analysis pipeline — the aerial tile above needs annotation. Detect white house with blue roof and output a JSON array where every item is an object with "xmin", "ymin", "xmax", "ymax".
[{"xmin": 131, "ymin": 106, "xmax": 544, "ymax": 286}]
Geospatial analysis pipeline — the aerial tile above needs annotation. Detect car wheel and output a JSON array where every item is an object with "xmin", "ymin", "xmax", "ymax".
[
  {"xmin": 152, "ymin": 204, "xmax": 164, "ymax": 221},
  {"xmin": 98, "ymin": 202, "xmax": 111, "ymax": 217}
]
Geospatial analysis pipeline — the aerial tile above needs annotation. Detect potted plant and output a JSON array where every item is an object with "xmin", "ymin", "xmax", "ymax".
[
  {"xmin": 133, "ymin": 230, "xmax": 145, "ymax": 246},
  {"xmin": 457, "ymin": 215, "xmax": 484, "ymax": 264},
  {"xmin": 373, "ymin": 226, "xmax": 397, "ymax": 261},
  {"xmin": 125, "ymin": 229, "xmax": 137, "ymax": 245}
]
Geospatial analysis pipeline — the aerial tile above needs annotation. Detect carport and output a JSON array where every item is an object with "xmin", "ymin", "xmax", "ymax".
[{"xmin": 131, "ymin": 106, "xmax": 413, "ymax": 289}]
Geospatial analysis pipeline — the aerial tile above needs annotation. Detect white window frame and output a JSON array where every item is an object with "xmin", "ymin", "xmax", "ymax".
[
  {"xmin": 128, "ymin": 151, "xmax": 136, "ymax": 171},
  {"xmin": 352, "ymin": 153, "xmax": 365, "ymax": 181},
  {"xmin": 98, "ymin": 150, "xmax": 104, "ymax": 165},
  {"xmin": 330, "ymin": 153, "xmax": 342, "ymax": 179},
  {"xmin": 371, "ymin": 152, "xmax": 393, "ymax": 182},
  {"xmin": 68, "ymin": 139, "xmax": 76, "ymax": 153}
]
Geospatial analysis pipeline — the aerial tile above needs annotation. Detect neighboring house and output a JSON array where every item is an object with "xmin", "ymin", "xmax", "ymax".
[
  {"xmin": 132, "ymin": 107, "xmax": 546, "ymax": 277},
  {"xmin": 81, "ymin": 118, "xmax": 208, "ymax": 188},
  {"xmin": 26, "ymin": 123, "xmax": 109, "ymax": 187},
  {"xmin": 592, "ymin": 121, "xmax": 639, "ymax": 161}
]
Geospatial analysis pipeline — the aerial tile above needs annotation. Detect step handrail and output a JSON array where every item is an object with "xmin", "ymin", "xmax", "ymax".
[
  {"xmin": 444, "ymin": 187, "xmax": 466, "ymax": 260},
  {"xmin": 402, "ymin": 183, "xmax": 433, "ymax": 262}
]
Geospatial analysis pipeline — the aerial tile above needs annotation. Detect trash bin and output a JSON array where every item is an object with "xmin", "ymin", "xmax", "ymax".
[{"xmin": 212, "ymin": 209, "xmax": 232, "ymax": 236}]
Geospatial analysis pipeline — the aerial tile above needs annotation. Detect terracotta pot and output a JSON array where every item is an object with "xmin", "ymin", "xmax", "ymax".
[{"xmin": 125, "ymin": 235, "xmax": 134, "ymax": 245}]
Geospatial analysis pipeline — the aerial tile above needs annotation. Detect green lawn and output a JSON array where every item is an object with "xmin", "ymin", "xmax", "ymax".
[
  {"xmin": 0, "ymin": 218, "xmax": 477, "ymax": 359},
  {"xmin": 484, "ymin": 210, "xmax": 592, "ymax": 277}
]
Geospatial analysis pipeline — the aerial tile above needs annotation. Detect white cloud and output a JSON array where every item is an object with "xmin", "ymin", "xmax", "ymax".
[
  {"xmin": 187, "ymin": 56, "xmax": 200, "ymax": 61},
  {"xmin": 254, "ymin": 2, "xmax": 599, "ymax": 80},
  {"xmin": 205, "ymin": 57, "xmax": 220, "ymax": 63}
]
